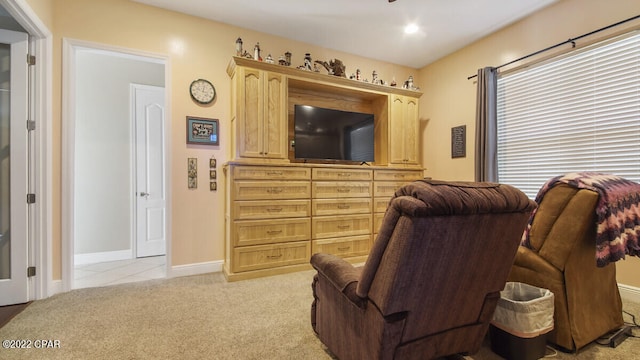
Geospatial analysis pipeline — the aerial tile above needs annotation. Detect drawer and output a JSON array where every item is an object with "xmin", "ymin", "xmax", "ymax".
[
  {"xmin": 374, "ymin": 212, "xmax": 385, "ymax": 234},
  {"xmin": 233, "ymin": 218, "xmax": 310, "ymax": 247},
  {"xmin": 233, "ymin": 166, "xmax": 311, "ymax": 180},
  {"xmin": 312, "ymin": 235, "xmax": 371, "ymax": 257},
  {"xmin": 312, "ymin": 181, "xmax": 372, "ymax": 199},
  {"xmin": 374, "ymin": 169, "xmax": 423, "ymax": 181},
  {"xmin": 312, "ymin": 198, "xmax": 372, "ymax": 216},
  {"xmin": 312, "ymin": 214, "xmax": 371, "ymax": 239},
  {"xmin": 233, "ymin": 200, "xmax": 310, "ymax": 220},
  {"xmin": 312, "ymin": 168, "xmax": 372, "ymax": 181},
  {"xmin": 373, "ymin": 181, "xmax": 411, "ymax": 197},
  {"xmin": 233, "ymin": 181, "xmax": 311, "ymax": 200},
  {"xmin": 373, "ymin": 197, "xmax": 392, "ymax": 213},
  {"xmin": 232, "ymin": 241, "xmax": 310, "ymax": 273}
]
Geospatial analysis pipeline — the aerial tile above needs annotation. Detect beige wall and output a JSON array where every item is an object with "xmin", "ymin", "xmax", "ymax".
[
  {"xmin": 36, "ymin": 0, "xmax": 417, "ymax": 280},
  {"xmin": 418, "ymin": 0, "xmax": 640, "ymax": 287}
]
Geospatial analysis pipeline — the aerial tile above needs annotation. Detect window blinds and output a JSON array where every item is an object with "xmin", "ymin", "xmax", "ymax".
[{"xmin": 496, "ymin": 31, "xmax": 640, "ymax": 198}]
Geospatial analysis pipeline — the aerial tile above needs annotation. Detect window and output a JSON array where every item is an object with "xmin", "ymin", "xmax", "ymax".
[{"xmin": 496, "ymin": 32, "xmax": 640, "ymax": 198}]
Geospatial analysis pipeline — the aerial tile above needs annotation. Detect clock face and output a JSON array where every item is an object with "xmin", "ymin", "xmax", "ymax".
[{"xmin": 190, "ymin": 79, "xmax": 216, "ymax": 104}]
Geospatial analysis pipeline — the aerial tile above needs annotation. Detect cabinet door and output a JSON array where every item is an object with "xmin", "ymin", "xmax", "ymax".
[
  {"xmin": 389, "ymin": 95, "xmax": 406, "ymax": 164},
  {"xmin": 404, "ymin": 97, "xmax": 419, "ymax": 164},
  {"xmin": 263, "ymin": 72, "xmax": 287, "ymax": 159},
  {"xmin": 389, "ymin": 95, "xmax": 419, "ymax": 165},
  {"xmin": 239, "ymin": 68, "xmax": 264, "ymax": 158}
]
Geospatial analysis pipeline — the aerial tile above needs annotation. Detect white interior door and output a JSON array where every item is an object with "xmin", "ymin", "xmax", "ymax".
[
  {"xmin": 0, "ymin": 29, "xmax": 29, "ymax": 306},
  {"xmin": 133, "ymin": 84, "xmax": 166, "ymax": 258}
]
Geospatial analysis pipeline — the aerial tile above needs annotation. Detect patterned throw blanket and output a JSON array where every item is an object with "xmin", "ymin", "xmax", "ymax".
[{"xmin": 521, "ymin": 172, "xmax": 640, "ymax": 267}]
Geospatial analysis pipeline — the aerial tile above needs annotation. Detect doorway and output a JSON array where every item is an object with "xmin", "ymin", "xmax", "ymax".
[{"xmin": 63, "ymin": 40, "xmax": 170, "ymax": 289}]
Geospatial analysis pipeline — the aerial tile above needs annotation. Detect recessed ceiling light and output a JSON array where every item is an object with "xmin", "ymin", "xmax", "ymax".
[{"xmin": 404, "ymin": 23, "xmax": 419, "ymax": 35}]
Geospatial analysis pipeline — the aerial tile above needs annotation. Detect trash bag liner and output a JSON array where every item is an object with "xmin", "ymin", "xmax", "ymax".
[{"xmin": 491, "ymin": 282, "xmax": 554, "ymax": 338}]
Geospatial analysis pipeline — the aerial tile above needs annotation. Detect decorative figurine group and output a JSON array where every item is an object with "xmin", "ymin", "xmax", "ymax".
[{"xmin": 235, "ymin": 37, "xmax": 418, "ymax": 90}]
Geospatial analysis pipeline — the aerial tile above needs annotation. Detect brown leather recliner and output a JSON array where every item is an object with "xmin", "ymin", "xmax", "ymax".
[
  {"xmin": 310, "ymin": 180, "xmax": 536, "ymax": 360},
  {"xmin": 507, "ymin": 183, "xmax": 624, "ymax": 351}
]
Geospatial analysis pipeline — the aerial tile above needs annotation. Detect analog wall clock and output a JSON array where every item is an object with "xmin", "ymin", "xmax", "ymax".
[{"xmin": 189, "ymin": 78, "xmax": 216, "ymax": 104}]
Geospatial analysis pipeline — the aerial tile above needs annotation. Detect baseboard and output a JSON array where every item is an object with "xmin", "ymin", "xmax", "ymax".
[
  {"xmin": 74, "ymin": 249, "xmax": 133, "ymax": 265},
  {"xmin": 170, "ymin": 260, "xmax": 223, "ymax": 278},
  {"xmin": 48, "ymin": 279, "xmax": 63, "ymax": 298},
  {"xmin": 618, "ymin": 283, "xmax": 640, "ymax": 303}
]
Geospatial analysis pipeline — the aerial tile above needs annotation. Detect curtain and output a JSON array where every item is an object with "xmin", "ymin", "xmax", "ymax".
[{"xmin": 474, "ymin": 67, "xmax": 498, "ymax": 182}]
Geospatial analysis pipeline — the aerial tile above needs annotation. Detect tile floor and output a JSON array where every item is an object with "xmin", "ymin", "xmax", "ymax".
[{"xmin": 74, "ymin": 256, "xmax": 166, "ymax": 289}]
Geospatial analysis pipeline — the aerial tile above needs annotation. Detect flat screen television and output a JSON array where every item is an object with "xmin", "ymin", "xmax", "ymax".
[{"xmin": 293, "ymin": 105, "xmax": 375, "ymax": 163}]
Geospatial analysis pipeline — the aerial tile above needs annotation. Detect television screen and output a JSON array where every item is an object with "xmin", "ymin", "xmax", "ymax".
[{"xmin": 294, "ymin": 105, "xmax": 374, "ymax": 162}]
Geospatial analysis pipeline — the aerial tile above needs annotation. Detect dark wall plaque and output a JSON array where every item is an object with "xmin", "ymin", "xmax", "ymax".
[{"xmin": 451, "ymin": 125, "xmax": 466, "ymax": 158}]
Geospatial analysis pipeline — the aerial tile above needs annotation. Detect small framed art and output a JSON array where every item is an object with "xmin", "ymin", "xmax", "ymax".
[{"xmin": 187, "ymin": 116, "xmax": 219, "ymax": 145}]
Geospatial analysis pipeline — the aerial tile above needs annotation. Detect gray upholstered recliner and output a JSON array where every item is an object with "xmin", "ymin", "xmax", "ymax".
[{"xmin": 311, "ymin": 180, "xmax": 536, "ymax": 359}]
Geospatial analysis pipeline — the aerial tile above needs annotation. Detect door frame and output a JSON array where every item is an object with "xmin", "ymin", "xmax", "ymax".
[
  {"xmin": 0, "ymin": 0, "xmax": 53, "ymax": 301},
  {"xmin": 0, "ymin": 28, "xmax": 28, "ymax": 306},
  {"xmin": 61, "ymin": 38, "xmax": 172, "ymax": 291}
]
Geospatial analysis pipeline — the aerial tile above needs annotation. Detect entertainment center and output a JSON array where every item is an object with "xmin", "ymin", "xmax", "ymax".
[{"xmin": 224, "ymin": 56, "xmax": 424, "ymax": 280}]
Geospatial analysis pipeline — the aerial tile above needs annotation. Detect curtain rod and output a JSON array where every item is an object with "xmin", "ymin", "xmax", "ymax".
[{"xmin": 467, "ymin": 14, "xmax": 640, "ymax": 80}]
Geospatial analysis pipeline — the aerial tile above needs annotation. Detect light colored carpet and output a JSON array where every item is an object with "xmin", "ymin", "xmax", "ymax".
[{"xmin": 0, "ymin": 270, "xmax": 638, "ymax": 359}]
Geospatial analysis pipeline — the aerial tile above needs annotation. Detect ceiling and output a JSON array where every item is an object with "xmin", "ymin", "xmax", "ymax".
[{"xmin": 134, "ymin": 0, "xmax": 558, "ymax": 69}]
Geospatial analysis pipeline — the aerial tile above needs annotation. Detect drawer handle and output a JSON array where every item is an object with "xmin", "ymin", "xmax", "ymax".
[
  {"xmin": 337, "ymin": 173, "xmax": 351, "ymax": 177},
  {"xmin": 337, "ymin": 246, "xmax": 351, "ymax": 251},
  {"xmin": 267, "ymin": 188, "xmax": 283, "ymax": 194},
  {"xmin": 266, "ymin": 171, "xmax": 283, "ymax": 176},
  {"xmin": 267, "ymin": 254, "xmax": 283, "ymax": 259},
  {"xmin": 337, "ymin": 188, "xmax": 351, "ymax": 193},
  {"xmin": 266, "ymin": 207, "xmax": 283, "ymax": 212},
  {"xmin": 394, "ymin": 174, "xmax": 405, "ymax": 178},
  {"xmin": 337, "ymin": 225, "xmax": 351, "ymax": 229},
  {"xmin": 267, "ymin": 230, "xmax": 283, "ymax": 235},
  {"xmin": 337, "ymin": 204, "xmax": 351, "ymax": 209}
]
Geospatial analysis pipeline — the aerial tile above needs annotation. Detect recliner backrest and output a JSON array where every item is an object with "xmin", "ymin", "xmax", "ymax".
[
  {"xmin": 529, "ymin": 184, "xmax": 599, "ymax": 271},
  {"xmin": 356, "ymin": 180, "xmax": 536, "ymax": 342}
]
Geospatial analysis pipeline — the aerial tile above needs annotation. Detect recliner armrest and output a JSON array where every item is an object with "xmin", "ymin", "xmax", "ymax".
[
  {"xmin": 512, "ymin": 246, "xmax": 563, "ymax": 281},
  {"xmin": 311, "ymin": 253, "xmax": 365, "ymax": 307}
]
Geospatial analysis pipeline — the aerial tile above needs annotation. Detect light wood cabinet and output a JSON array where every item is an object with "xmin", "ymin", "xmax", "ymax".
[
  {"xmin": 389, "ymin": 95, "xmax": 420, "ymax": 165},
  {"xmin": 372, "ymin": 169, "xmax": 424, "ymax": 236},
  {"xmin": 310, "ymin": 168, "xmax": 372, "ymax": 260},
  {"xmin": 224, "ymin": 57, "xmax": 426, "ymax": 280},
  {"xmin": 232, "ymin": 67, "xmax": 287, "ymax": 159},
  {"xmin": 228, "ymin": 56, "xmax": 423, "ymax": 166},
  {"xmin": 224, "ymin": 164, "xmax": 423, "ymax": 281},
  {"xmin": 225, "ymin": 164, "xmax": 312, "ymax": 281}
]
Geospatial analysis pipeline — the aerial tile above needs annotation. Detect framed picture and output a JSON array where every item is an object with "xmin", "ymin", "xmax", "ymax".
[
  {"xmin": 210, "ymin": 170, "xmax": 217, "ymax": 180},
  {"xmin": 209, "ymin": 158, "xmax": 217, "ymax": 168},
  {"xmin": 187, "ymin": 117, "xmax": 219, "ymax": 145},
  {"xmin": 188, "ymin": 158, "xmax": 198, "ymax": 189},
  {"xmin": 210, "ymin": 182, "xmax": 217, "ymax": 191},
  {"xmin": 451, "ymin": 125, "xmax": 466, "ymax": 158}
]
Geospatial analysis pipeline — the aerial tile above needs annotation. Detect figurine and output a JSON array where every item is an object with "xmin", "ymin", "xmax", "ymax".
[
  {"xmin": 371, "ymin": 70, "xmax": 378, "ymax": 84},
  {"xmin": 314, "ymin": 59, "xmax": 347, "ymax": 77},
  {"xmin": 265, "ymin": 54, "xmax": 274, "ymax": 64},
  {"xmin": 253, "ymin": 42, "xmax": 262, "ymax": 61},
  {"xmin": 356, "ymin": 69, "xmax": 361, "ymax": 81},
  {"xmin": 235, "ymin": 37, "xmax": 243, "ymax": 56},
  {"xmin": 304, "ymin": 53, "xmax": 313, "ymax": 70},
  {"xmin": 285, "ymin": 51, "xmax": 292, "ymax": 66},
  {"xmin": 390, "ymin": 77, "xmax": 397, "ymax": 87},
  {"xmin": 403, "ymin": 75, "xmax": 414, "ymax": 89}
]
